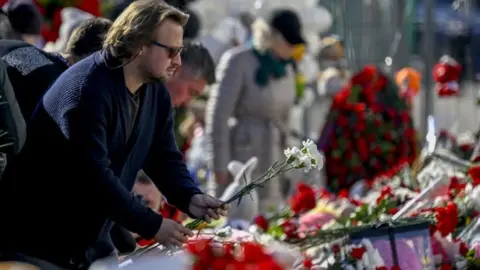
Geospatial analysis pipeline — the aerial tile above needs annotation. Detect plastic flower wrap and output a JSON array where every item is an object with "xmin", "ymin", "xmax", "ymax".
[
  {"xmin": 433, "ymin": 55, "xmax": 462, "ymax": 98},
  {"xmin": 318, "ymin": 65, "xmax": 417, "ymax": 192},
  {"xmin": 186, "ymin": 140, "xmax": 323, "ymax": 229}
]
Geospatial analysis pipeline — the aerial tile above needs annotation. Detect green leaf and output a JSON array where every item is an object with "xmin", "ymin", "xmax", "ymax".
[
  {"xmin": 347, "ymin": 85, "xmax": 362, "ymax": 103},
  {"xmin": 379, "ymin": 141, "xmax": 396, "ymax": 152},
  {"xmin": 267, "ymin": 224, "xmax": 284, "ymax": 239},
  {"xmin": 332, "ymin": 149, "xmax": 343, "ymax": 159}
]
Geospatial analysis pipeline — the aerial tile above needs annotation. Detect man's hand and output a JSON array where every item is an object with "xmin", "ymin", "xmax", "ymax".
[
  {"xmin": 154, "ymin": 218, "xmax": 193, "ymax": 247},
  {"xmin": 188, "ymin": 194, "xmax": 229, "ymax": 222}
]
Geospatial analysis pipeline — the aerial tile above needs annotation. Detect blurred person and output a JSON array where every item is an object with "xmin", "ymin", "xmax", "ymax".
[
  {"xmin": 182, "ymin": 8, "xmax": 201, "ymax": 39},
  {"xmin": 43, "ymin": 7, "xmax": 94, "ymax": 53},
  {"xmin": 167, "ymin": 39, "xmax": 215, "ymax": 107},
  {"xmin": 0, "ymin": 1, "xmax": 226, "ymax": 269},
  {"xmin": 34, "ymin": 0, "xmax": 101, "ymax": 43},
  {"xmin": 0, "ymin": 10, "xmax": 18, "ymax": 39},
  {"xmin": 0, "ymin": 17, "xmax": 112, "ymax": 121},
  {"xmin": 205, "ymin": 9, "xmax": 305, "ymax": 210},
  {"xmin": 316, "ymin": 35, "xmax": 349, "ymax": 97},
  {"xmin": 2, "ymin": 0, "xmax": 43, "ymax": 47},
  {"xmin": 133, "ymin": 170, "xmax": 163, "ymax": 212},
  {"xmin": 167, "ymin": 39, "xmax": 215, "ymax": 150},
  {"xmin": 198, "ymin": 16, "xmax": 248, "ymax": 64},
  {"xmin": 111, "ymin": 171, "xmax": 164, "ymax": 253}
]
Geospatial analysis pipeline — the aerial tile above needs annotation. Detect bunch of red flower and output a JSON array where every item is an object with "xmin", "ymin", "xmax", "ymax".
[
  {"xmin": 319, "ymin": 65, "xmax": 417, "ymax": 192},
  {"xmin": 433, "ymin": 55, "xmax": 462, "ymax": 98},
  {"xmin": 434, "ymin": 202, "xmax": 459, "ymax": 237},
  {"xmin": 290, "ymin": 182, "xmax": 317, "ymax": 214},
  {"xmin": 187, "ymin": 239, "xmax": 283, "ymax": 270}
]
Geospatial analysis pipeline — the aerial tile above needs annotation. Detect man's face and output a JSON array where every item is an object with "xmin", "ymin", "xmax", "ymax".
[
  {"xmin": 167, "ymin": 69, "xmax": 207, "ymax": 106},
  {"xmin": 133, "ymin": 182, "xmax": 163, "ymax": 211},
  {"xmin": 139, "ymin": 18, "xmax": 184, "ymax": 83}
]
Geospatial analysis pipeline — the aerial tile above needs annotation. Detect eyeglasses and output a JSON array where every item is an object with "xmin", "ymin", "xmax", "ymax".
[{"xmin": 151, "ymin": 41, "xmax": 183, "ymax": 58}]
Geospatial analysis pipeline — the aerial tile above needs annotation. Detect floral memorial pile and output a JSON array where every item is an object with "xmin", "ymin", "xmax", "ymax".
[
  {"xmin": 91, "ymin": 65, "xmax": 480, "ymax": 270},
  {"xmin": 318, "ymin": 65, "xmax": 417, "ymax": 192}
]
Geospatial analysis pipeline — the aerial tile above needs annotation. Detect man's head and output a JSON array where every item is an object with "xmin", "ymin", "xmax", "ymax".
[
  {"xmin": 133, "ymin": 170, "xmax": 163, "ymax": 211},
  {"xmin": 103, "ymin": 0, "xmax": 189, "ymax": 83},
  {"xmin": 64, "ymin": 17, "xmax": 113, "ymax": 64},
  {"xmin": 167, "ymin": 40, "xmax": 215, "ymax": 106},
  {"xmin": 4, "ymin": 1, "xmax": 43, "ymax": 46}
]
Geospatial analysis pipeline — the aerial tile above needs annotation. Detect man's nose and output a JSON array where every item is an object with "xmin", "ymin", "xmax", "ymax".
[{"xmin": 172, "ymin": 52, "xmax": 182, "ymax": 66}]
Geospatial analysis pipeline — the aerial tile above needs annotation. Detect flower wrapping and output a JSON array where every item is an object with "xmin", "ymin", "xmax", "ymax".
[
  {"xmin": 318, "ymin": 65, "xmax": 417, "ymax": 192},
  {"xmin": 433, "ymin": 55, "xmax": 462, "ymax": 98}
]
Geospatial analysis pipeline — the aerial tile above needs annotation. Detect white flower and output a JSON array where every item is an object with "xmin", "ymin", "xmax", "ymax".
[
  {"xmin": 298, "ymin": 154, "xmax": 312, "ymax": 172},
  {"xmin": 284, "ymin": 146, "xmax": 302, "ymax": 166},
  {"xmin": 284, "ymin": 140, "xmax": 324, "ymax": 173},
  {"xmin": 302, "ymin": 139, "xmax": 324, "ymax": 165}
]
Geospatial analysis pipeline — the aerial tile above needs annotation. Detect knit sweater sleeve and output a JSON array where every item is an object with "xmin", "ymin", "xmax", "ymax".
[
  {"xmin": 143, "ymin": 88, "xmax": 202, "ymax": 217},
  {"xmin": 44, "ymin": 68, "xmax": 163, "ymax": 239}
]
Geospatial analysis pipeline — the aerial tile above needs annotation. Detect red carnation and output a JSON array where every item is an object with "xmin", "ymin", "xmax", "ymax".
[
  {"xmin": 290, "ymin": 182, "xmax": 316, "ymax": 214},
  {"xmin": 350, "ymin": 246, "xmax": 366, "ymax": 259},
  {"xmin": 253, "ymin": 215, "xmax": 269, "ymax": 231}
]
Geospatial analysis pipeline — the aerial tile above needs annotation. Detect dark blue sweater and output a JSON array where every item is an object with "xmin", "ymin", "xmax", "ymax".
[{"xmin": 0, "ymin": 51, "xmax": 202, "ymax": 267}]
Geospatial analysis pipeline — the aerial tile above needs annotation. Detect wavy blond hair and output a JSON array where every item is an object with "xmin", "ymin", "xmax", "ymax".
[
  {"xmin": 103, "ymin": 0, "xmax": 189, "ymax": 61},
  {"xmin": 251, "ymin": 18, "xmax": 274, "ymax": 52}
]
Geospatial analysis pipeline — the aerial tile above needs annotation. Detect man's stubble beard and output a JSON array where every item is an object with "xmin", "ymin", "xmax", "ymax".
[{"xmin": 140, "ymin": 62, "xmax": 169, "ymax": 84}]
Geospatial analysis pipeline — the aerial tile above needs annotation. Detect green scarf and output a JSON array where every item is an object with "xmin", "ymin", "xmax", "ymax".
[{"xmin": 252, "ymin": 48, "xmax": 292, "ymax": 87}]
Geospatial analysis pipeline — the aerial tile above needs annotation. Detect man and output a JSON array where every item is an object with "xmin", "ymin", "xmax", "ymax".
[
  {"xmin": 167, "ymin": 39, "xmax": 215, "ymax": 149},
  {"xmin": 167, "ymin": 39, "xmax": 215, "ymax": 107},
  {"xmin": 3, "ymin": 0, "xmax": 43, "ymax": 46},
  {"xmin": 0, "ymin": 17, "xmax": 112, "ymax": 121},
  {"xmin": 110, "ymin": 40, "xmax": 215, "ymax": 253},
  {"xmin": 0, "ymin": 1, "xmax": 226, "ymax": 269}
]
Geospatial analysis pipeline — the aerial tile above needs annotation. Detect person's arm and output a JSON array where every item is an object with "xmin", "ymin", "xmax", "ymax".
[
  {"xmin": 142, "ymin": 91, "xmax": 202, "ymax": 216},
  {"xmin": 64, "ymin": 81, "xmax": 163, "ymax": 240},
  {"xmin": 204, "ymin": 49, "xmax": 245, "ymax": 173}
]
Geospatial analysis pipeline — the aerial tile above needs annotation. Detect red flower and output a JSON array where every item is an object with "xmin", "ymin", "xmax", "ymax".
[
  {"xmin": 375, "ymin": 267, "xmax": 388, "ymax": 270},
  {"xmin": 350, "ymin": 246, "xmax": 366, "ymax": 259},
  {"xmin": 457, "ymin": 240, "xmax": 469, "ymax": 257},
  {"xmin": 439, "ymin": 264, "xmax": 454, "ymax": 270},
  {"xmin": 318, "ymin": 188, "xmax": 334, "ymax": 200},
  {"xmin": 303, "ymin": 258, "xmax": 313, "ymax": 268},
  {"xmin": 332, "ymin": 244, "xmax": 341, "ymax": 254},
  {"xmin": 352, "ymin": 65, "xmax": 377, "ymax": 86},
  {"xmin": 391, "ymin": 266, "xmax": 401, "ymax": 270},
  {"xmin": 338, "ymin": 189, "xmax": 350, "ymax": 198},
  {"xmin": 281, "ymin": 219, "xmax": 299, "ymax": 239},
  {"xmin": 188, "ymin": 240, "xmax": 283, "ymax": 270},
  {"xmin": 376, "ymin": 186, "xmax": 393, "ymax": 204},
  {"xmin": 435, "ymin": 202, "xmax": 458, "ymax": 237},
  {"xmin": 388, "ymin": 208, "xmax": 399, "ymax": 215},
  {"xmin": 468, "ymin": 166, "xmax": 480, "ymax": 186},
  {"xmin": 253, "ymin": 215, "xmax": 269, "ymax": 231},
  {"xmin": 290, "ymin": 182, "xmax": 317, "ymax": 214}
]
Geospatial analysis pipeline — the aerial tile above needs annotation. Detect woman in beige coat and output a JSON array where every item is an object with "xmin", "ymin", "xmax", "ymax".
[{"xmin": 205, "ymin": 9, "xmax": 305, "ymax": 211}]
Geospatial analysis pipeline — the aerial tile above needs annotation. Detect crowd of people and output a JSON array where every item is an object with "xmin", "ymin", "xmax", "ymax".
[{"xmin": 0, "ymin": 0, "xmax": 348, "ymax": 269}]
